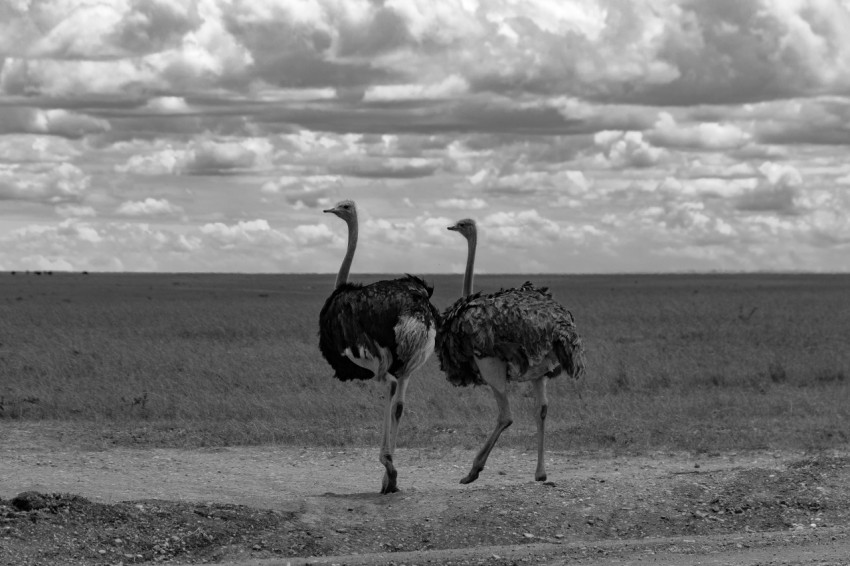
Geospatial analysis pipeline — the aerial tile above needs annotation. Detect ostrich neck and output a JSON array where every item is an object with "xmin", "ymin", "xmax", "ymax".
[
  {"xmin": 462, "ymin": 232, "xmax": 477, "ymax": 297},
  {"xmin": 335, "ymin": 218, "xmax": 358, "ymax": 288}
]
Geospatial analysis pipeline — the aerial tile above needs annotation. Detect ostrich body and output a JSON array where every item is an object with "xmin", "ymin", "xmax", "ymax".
[
  {"xmin": 318, "ymin": 200, "xmax": 439, "ymax": 494},
  {"xmin": 436, "ymin": 219, "xmax": 586, "ymax": 484}
]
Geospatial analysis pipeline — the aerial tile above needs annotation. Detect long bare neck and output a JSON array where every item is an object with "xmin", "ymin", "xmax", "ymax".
[
  {"xmin": 462, "ymin": 231, "xmax": 476, "ymax": 297},
  {"xmin": 335, "ymin": 218, "xmax": 358, "ymax": 288}
]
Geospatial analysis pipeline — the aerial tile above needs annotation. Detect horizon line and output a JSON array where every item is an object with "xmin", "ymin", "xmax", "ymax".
[{"xmin": 5, "ymin": 270, "xmax": 850, "ymax": 276}]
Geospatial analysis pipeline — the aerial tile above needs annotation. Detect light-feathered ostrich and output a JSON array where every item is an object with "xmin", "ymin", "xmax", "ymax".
[
  {"xmin": 319, "ymin": 200, "xmax": 439, "ymax": 494},
  {"xmin": 436, "ymin": 218, "xmax": 586, "ymax": 484}
]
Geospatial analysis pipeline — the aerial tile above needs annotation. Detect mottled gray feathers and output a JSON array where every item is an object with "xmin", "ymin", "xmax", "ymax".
[{"xmin": 436, "ymin": 282, "xmax": 586, "ymax": 387}]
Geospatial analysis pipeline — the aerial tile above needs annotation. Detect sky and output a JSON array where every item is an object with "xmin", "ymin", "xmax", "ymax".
[{"xmin": 1, "ymin": 0, "xmax": 850, "ymax": 275}]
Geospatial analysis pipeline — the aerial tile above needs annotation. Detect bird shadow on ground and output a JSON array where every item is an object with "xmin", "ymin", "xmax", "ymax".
[{"xmin": 320, "ymin": 491, "xmax": 392, "ymax": 501}]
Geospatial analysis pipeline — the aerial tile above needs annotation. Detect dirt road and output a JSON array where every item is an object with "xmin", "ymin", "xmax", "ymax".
[{"xmin": 1, "ymin": 425, "xmax": 849, "ymax": 565}]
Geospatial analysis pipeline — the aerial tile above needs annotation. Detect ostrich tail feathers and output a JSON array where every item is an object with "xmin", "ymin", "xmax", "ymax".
[
  {"xmin": 402, "ymin": 273, "xmax": 434, "ymax": 298},
  {"xmin": 554, "ymin": 323, "xmax": 586, "ymax": 380}
]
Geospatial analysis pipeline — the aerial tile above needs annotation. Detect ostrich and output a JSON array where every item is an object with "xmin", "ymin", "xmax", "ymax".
[
  {"xmin": 318, "ymin": 200, "xmax": 439, "ymax": 494},
  {"xmin": 436, "ymin": 218, "xmax": 586, "ymax": 484}
]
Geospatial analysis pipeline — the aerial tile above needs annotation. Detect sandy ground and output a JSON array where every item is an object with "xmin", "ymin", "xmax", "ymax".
[
  {"xmin": 0, "ymin": 424, "xmax": 800, "ymax": 505},
  {"xmin": 2, "ymin": 425, "xmax": 849, "ymax": 565}
]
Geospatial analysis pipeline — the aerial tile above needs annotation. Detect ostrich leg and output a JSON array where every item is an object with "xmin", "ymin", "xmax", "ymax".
[
  {"xmin": 379, "ymin": 375, "xmax": 410, "ymax": 494},
  {"xmin": 532, "ymin": 377, "xmax": 549, "ymax": 481},
  {"xmin": 460, "ymin": 357, "xmax": 513, "ymax": 485}
]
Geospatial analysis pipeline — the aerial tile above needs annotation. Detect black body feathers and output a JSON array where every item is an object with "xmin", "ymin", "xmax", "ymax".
[
  {"xmin": 436, "ymin": 282, "xmax": 586, "ymax": 387},
  {"xmin": 319, "ymin": 274, "xmax": 440, "ymax": 381}
]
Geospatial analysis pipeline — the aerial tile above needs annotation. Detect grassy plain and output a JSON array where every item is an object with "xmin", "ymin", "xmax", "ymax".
[{"xmin": 1, "ymin": 271, "xmax": 848, "ymax": 455}]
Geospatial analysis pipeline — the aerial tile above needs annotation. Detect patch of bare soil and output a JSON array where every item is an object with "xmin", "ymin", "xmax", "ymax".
[{"xmin": 1, "ymin": 425, "xmax": 849, "ymax": 565}]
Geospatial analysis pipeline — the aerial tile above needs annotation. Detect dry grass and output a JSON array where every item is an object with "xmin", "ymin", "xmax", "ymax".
[{"xmin": 1, "ymin": 271, "xmax": 848, "ymax": 454}]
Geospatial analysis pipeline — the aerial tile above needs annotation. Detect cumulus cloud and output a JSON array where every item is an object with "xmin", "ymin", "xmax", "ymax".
[
  {"xmin": 655, "ymin": 201, "xmax": 736, "ymax": 244},
  {"xmin": 3, "ymin": 0, "xmax": 850, "ymax": 107},
  {"xmin": 0, "ymin": 162, "xmax": 89, "ymax": 204},
  {"xmin": 679, "ymin": 158, "xmax": 758, "ymax": 180},
  {"xmin": 143, "ymin": 96, "xmax": 191, "ymax": 113},
  {"xmin": 0, "ymin": 217, "xmax": 297, "ymax": 272},
  {"xmin": 734, "ymin": 162, "xmax": 806, "ymax": 215},
  {"xmin": 420, "ymin": 215, "xmax": 455, "ymax": 241},
  {"xmin": 117, "ymin": 138, "xmax": 273, "ymax": 175},
  {"xmin": 0, "ymin": 135, "xmax": 80, "ymax": 163},
  {"xmin": 259, "ymin": 174, "xmax": 340, "ymax": 209},
  {"xmin": 481, "ymin": 209, "xmax": 562, "ymax": 247},
  {"xmin": 435, "ymin": 198, "xmax": 487, "ymax": 210},
  {"xmin": 647, "ymin": 112, "xmax": 751, "ymax": 150},
  {"xmin": 199, "ymin": 219, "xmax": 284, "ymax": 247},
  {"xmin": 116, "ymin": 198, "xmax": 183, "ymax": 217},
  {"xmin": 293, "ymin": 223, "xmax": 336, "ymax": 247},
  {"xmin": 592, "ymin": 131, "xmax": 667, "ymax": 169},
  {"xmin": 805, "ymin": 208, "xmax": 850, "ymax": 246},
  {"xmin": 0, "ymin": 108, "xmax": 110, "ymax": 138},
  {"xmin": 116, "ymin": 146, "xmax": 186, "ymax": 175},
  {"xmin": 625, "ymin": 0, "xmax": 850, "ymax": 105},
  {"xmin": 0, "ymin": 0, "xmax": 198, "ymax": 60},
  {"xmin": 364, "ymin": 75, "xmax": 469, "ymax": 102},
  {"xmin": 3, "ymin": 0, "xmax": 850, "ymax": 273},
  {"xmin": 56, "ymin": 203, "xmax": 97, "ymax": 217},
  {"xmin": 755, "ymin": 98, "xmax": 850, "ymax": 145},
  {"xmin": 185, "ymin": 138, "xmax": 273, "ymax": 174},
  {"xmin": 284, "ymin": 187, "xmax": 336, "ymax": 209},
  {"xmin": 364, "ymin": 218, "xmax": 417, "ymax": 245},
  {"xmin": 329, "ymin": 157, "xmax": 441, "ymax": 179}
]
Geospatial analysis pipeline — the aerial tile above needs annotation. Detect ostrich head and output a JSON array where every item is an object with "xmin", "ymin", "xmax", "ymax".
[
  {"xmin": 324, "ymin": 200, "xmax": 357, "ymax": 224},
  {"xmin": 448, "ymin": 218, "xmax": 476, "ymax": 240}
]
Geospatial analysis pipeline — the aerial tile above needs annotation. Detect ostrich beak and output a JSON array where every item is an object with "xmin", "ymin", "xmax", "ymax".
[
  {"xmin": 447, "ymin": 225, "xmax": 458, "ymax": 231},
  {"xmin": 323, "ymin": 207, "xmax": 336, "ymax": 214}
]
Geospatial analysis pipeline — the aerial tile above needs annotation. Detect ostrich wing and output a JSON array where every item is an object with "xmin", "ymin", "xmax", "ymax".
[
  {"xmin": 319, "ymin": 275, "xmax": 438, "ymax": 381},
  {"xmin": 438, "ymin": 284, "xmax": 585, "ymax": 386}
]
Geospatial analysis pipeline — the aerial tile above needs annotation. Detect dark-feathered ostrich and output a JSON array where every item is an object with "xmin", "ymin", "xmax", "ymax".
[
  {"xmin": 318, "ymin": 200, "xmax": 439, "ymax": 494},
  {"xmin": 436, "ymin": 218, "xmax": 586, "ymax": 485}
]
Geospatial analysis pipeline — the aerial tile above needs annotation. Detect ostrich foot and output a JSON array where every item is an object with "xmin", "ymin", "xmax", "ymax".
[
  {"xmin": 381, "ymin": 470, "xmax": 399, "ymax": 494},
  {"xmin": 460, "ymin": 469, "xmax": 480, "ymax": 484},
  {"xmin": 535, "ymin": 472, "xmax": 547, "ymax": 482}
]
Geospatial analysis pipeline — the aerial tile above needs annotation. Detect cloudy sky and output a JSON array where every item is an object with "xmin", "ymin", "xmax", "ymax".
[{"xmin": 1, "ymin": 0, "xmax": 849, "ymax": 274}]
